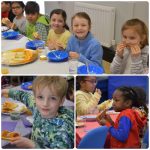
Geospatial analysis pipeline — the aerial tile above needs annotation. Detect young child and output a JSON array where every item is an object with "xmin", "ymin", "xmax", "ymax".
[
  {"xmin": 76, "ymin": 76, "xmax": 101, "ymax": 116},
  {"xmin": 1, "ymin": 1, "xmax": 15, "ymax": 22},
  {"xmin": 25, "ymin": 1, "xmax": 49, "ymax": 41},
  {"xmin": 66, "ymin": 12, "xmax": 103, "ymax": 67},
  {"xmin": 47, "ymin": 9, "xmax": 71, "ymax": 50},
  {"xmin": 2, "ymin": 76, "xmax": 74, "ymax": 148},
  {"xmin": 2, "ymin": 2, "xmax": 26, "ymax": 34},
  {"xmin": 110, "ymin": 18, "xmax": 149, "ymax": 74},
  {"xmin": 97, "ymin": 86, "xmax": 148, "ymax": 148}
]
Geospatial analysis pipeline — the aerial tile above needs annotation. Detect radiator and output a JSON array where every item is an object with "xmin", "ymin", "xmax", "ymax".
[{"xmin": 74, "ymin": 2, "xmax": 116, "ymax": 47}]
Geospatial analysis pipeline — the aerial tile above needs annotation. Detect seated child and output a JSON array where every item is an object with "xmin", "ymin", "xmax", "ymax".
[
  {"xmin": 76, "ymin": 76, "xmax": 101, "ymax": 116},
  {"xmin": 2, "ymin": 76, "xmax": 74, "ymax": 148},
  {"xmin": 2, "ymin": 2, "xmax": 26, "ymax": 34},
  {"xmin": 97, "ymin": 86, "xmax": 148, "ymax": 148},
  {"xmin": 110, "ymin": 19, "xmax": 149, "ymax": 74},
  {"xmin": 66, "ymin": 12, "xmax": 103, "ymax": 67},
  {"xmin": 25, "ymin": 1, "xmax": 49, "ymax": 41},
  {"xmin": 47, "ymin": 9, "xmax": 71, "ymax": 50}
]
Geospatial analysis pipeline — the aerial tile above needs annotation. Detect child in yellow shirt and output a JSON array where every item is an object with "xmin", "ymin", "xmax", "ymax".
[{"xmin": 47, "ymin": 9, "xmax": 71, "ymax": 50}]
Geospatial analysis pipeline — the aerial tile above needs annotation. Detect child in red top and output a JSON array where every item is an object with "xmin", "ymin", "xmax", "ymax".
[{"xmin": 97, "ymin": 86, "xmax": 148, "ymax": 148}]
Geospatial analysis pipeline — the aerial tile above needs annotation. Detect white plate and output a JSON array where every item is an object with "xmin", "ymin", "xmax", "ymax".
[
  {"xmin": 80, "ymin": 115, "xmax": 97, "ymax": 121},
  {"xmin": 26, "ymin": 116, "xmax": 33, "ymax": 124},
  {"xmin": 2, "ymin": 102, "xmax": 26, "ymax": 115},
  {"xmin": 1, "ymin": 26, "xmax": 9, "ymax": 32}
]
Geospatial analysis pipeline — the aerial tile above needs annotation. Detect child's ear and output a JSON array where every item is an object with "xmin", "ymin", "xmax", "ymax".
[{"xmin": 126, "ymin": 100, "xmax": 132, "ymax": 107}]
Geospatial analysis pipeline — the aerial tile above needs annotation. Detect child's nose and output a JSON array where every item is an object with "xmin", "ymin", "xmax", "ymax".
[{"xmin": 43, "ymin": 99, "xmax": 49, "ymax": 106}]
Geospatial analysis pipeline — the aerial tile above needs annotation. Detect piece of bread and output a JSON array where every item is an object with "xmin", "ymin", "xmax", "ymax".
[
  {"xmin": 33, "ymin": 32, "xmax": 39, "ymax": 38},
  {"xmin": 2, "ymin": 130, "xmax": 20, "ymax": 141},
  {"xmin": 2, "ymin": 18, "xmax": 10, "ymax": 24},
  {"xmin": 2, "ymin": 101, "xmax": 18, "ymax": 113}
]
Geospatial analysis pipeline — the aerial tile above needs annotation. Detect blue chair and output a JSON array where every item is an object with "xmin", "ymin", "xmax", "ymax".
[
  {"xmin": 141, "ymin": 128, "xmax": 149, "ymax": 148},
  {"xmin": 78, "ymin": 126, "xmax": 108, "ymax": 149}
]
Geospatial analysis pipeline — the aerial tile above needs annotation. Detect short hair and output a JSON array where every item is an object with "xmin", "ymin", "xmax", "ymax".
[
  {"xmin": 25, "ymin": 1, "xmax": 39, "ymax": 14},
  {"xmin": 32, "ymin": 76, "xmax": 68, "ymax": 100},
  {"xmin": 11, "ymin": 1, "xmax": 25, "ymax": 9},
  {"xmin": 71, "ymin": 12, "xmax": 91, "ymax": 28},
  {"xmin": 2, "ymin": 1, "xmax": 11, "ymax": 5},
  {"xmin": 122, "ymin": 18, "xmax": 148, "ymax": 48}
]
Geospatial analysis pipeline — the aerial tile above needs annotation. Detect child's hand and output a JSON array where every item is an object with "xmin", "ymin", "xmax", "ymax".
[
  {"xmin": 69, "ymin": 52, "xmax": 79, "ymax": 59},
  {"xmin": 97, "ymin": 118, "xmax": 107, "ymax": 125},
  {"xmin": 10, "ymin": 137, "xmax": 35, "ymax": 148},
  {"xmin": 130, "ymin": 45, "xmax": 141, "ymax": 57},
  {"xmin": 95, "ymin": 88, "xmax": 102, "ymax": 95},
  {"xmin": 48, "ymin": 40, "xmax": 56, "ymax": 50},
  {"xmin": 116, "ymin": 42, "xmax": 126, "ymax": 58},
  {"xmin": 1, "ymin": 89, "xmax": 9, "ymax": 98},
  {"xmin": 105, "ymin": 114, "xmax": 114, "ymax": 126},
  {"xmin": 55, "ymin": 41, "xmax": 64, "ymax": 50},
  {"xmin": 33, "ymin": 32, "xmax": 41, "ymax": 40}
]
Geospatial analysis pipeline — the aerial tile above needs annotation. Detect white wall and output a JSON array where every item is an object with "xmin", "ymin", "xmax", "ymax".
[{"xmin": 44, "ymin": 1, "xmax": 148, "ymax": 46}]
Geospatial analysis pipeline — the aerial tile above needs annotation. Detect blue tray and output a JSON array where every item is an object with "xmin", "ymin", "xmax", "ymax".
[
  {"xmin": 47, "ymin": 50, "xmax": 69, "ymax": 62},
  {"xmin": 26, "ymin": 40, "xmax": 45, "ymax": 50},
  {"xmin": 21, "ymin": 82, "xmax": 32, "ymax": 90},
  {"xmin": 78, "ymin": 65, "xmax": 104, "ymax": 74},
  {"xmin": 2, "ymin": 31, "xmax": 19, "ymax": 39}
]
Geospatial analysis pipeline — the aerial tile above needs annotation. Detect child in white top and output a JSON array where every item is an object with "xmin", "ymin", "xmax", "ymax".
[{"xmin": 110, "ymin": 18, "xmax": 148, "ymax": 74}]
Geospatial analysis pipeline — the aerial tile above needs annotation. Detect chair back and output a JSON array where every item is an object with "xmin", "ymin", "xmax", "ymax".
[{"xmin": 78, "ymin": 126, "xmax": 108, "ymax": 149}]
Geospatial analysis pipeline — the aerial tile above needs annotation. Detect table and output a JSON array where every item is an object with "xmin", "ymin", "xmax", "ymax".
[
  {"xmin": 76, "ymin": 112, "xmax": 119, "ymax": 147},
  {"xmin": 1, "ymin": 34, "xmax": 83, "ymax": 74},
  {"xmin": 1, "ymin": 97, "xmax": 32, "ymax": 148}
]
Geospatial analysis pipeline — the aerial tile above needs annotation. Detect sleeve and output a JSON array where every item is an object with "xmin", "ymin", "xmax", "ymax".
[
  {"xmin": 76, "ymin": 93, "xmax": 100, "ymax": 115},
  {"xmin": 141, "ymin": 46, "xmax": 148, "ymax": 70},
  {"xmin": 110, "ymin": 54, "xmax": 123, "ymax": 74},
  {"xmin": 65, "ymin": 37, "xmax": 72, "ymax": 53},
  {"xmin": 108, "ymin": 116, "xmax": 132, "ymax": 142},
  {"xmin": 9, "ymin": 89, "xmax": 35, "ymax": 112},
  {"xmin": 79, "ymin": 43, "xmax": 103, "ymax": 67},
  {"xmin": 36, "ymin": 23, "xmax": 48, "ymax": 42}
]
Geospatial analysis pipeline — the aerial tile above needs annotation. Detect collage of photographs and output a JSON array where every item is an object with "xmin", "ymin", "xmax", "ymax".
[{"xmin": 1, "ymin": 0, "xmax": 149, "ymax": 149}]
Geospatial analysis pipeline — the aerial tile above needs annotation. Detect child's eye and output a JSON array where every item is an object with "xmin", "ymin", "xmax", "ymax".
[
  {"xmin": 37, "ymin": 96, "xmax": 43, "ymax": 99},
  {"xmin": 50, "ymin": 96, "xmax": 58, "ymax": 101}
]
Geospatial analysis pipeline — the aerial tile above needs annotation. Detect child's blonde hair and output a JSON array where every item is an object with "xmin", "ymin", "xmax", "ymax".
[
  {"xmin": 71, "ymin": 12, "xmax": 91, "ymax": 28},
  {"xmin": 121, "ymin": 18, "xmax": 148, "ymax": 48},
  {"xmin": 32, "ymin": 76, "xmax": 68, "ymax": 100}
]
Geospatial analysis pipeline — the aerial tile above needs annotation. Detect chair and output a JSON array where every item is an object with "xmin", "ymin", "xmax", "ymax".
[
  {"xmin": 141, "ymin": 128, "xmax": 149, "ymax": 148},
  {"xmin": 78, "ymin": 126, "xmax": 108, "ymax": 149}
]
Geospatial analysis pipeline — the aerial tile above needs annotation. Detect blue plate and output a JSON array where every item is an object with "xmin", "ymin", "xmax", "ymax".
[
  {"xmin": 47, "ymin": 50, "xmax": 69, "ymax": 62},
  {"xmin": 2, "ymin": 31, "xmax": 19, "ymax": 39},
  {"xmin": 26, "ymin": 40, "xmax": 45, "ymax": 50},
  {"xmin": 78, "ymin": 65, "xmax": 104, "ymax": 74},
  {"xmin": 21, "ymin": 82, "xmax": 32, "ymax": 90}
]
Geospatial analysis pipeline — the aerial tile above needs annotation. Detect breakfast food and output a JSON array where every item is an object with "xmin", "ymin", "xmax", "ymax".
[
  {"xmin": 2, "ymin": 130, "xmax": 20, "ymax": 141},
  {"xmin": 33, "ymin": 32, "xmax": 40, "ymax": 39},
  {"xmin": 28, "ymin": 85, "xmax": 32, "ymax": 89},
  {"xmin": 97, "ymin": 99, "xmax": 113, "ymax": 111},
  {"xmin": 2, "ymin": 48, "xmax": 38, "ymax": 65},
  {"xmin": 2, "ymin": 101, "xmax": 18, "ymax": 113},
  {"xmin": 2, "ymin": 18, "xmax": 10, "ymax": 25},
  {"xmin": 96, "ymin": 109, "xmax": 107, "ymax": 122},
  {"xmin": 40, "ymin": 55, "xmax": 47, "ymax": 60}
]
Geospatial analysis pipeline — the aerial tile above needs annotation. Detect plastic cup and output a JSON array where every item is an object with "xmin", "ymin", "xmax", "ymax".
[{"xmin": 68, "ymin": 58, "xmax": 78, "ymax": 74}]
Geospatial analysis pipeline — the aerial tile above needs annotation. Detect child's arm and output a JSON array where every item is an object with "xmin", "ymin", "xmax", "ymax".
[
  {"xmin": 109, "ymin": 116, "xmax": 132, "ymax": 142},
  {"xmin": 2, "ymin": 89, "xmax": 35, "ymax": 112}
]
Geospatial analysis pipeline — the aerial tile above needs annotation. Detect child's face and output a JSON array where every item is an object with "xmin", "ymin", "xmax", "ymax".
[
  {"xmin": 72, "ymin": 16, "xmax": 90, "ymax": 40},
  {"xmin": 1, "ymin": 2, "xmax": 10, "ymax": 12},
  {"xmin": 26, "ymin": 13, "xmax": 39, "ymax": 24},
  {"xmin": 122, "ymin": 28, "xmax": 141, "ymax": 47},
  {"xmin": 81, "ymin": 76, "xmax": 97, "ymax": 93},
  {"xmin": 50, "ymin": 14, "xmax": 65, "ymax": 32},
  {"xmin": 112, "ymin": 90, "xmax": 130, "ymax": 112},
  {"xmin": 35, "ymin": 86, "xmax": 63, "ymax": 119},
  {"xmin": 12, "ymin": 3, "xmax": 23, "ymax": 16}
]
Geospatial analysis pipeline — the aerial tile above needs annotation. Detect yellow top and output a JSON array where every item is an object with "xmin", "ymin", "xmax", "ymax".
[
  {"xmin": 76, "ymin": 90, "xmax": 101, "ymax": 116},
  {"xmin": 47, "ymin": 29, "xmax": 71, "ymax": 49}
]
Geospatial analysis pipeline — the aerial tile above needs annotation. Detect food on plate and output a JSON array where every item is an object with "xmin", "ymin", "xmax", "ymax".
[
  {"xmin": 2, "ymin": 48, "xmax": 38, "ymax": 65},
  {"xmin": 97, "ymin": 99, "xmax": 113, "ymax": 111},
  {"xmin": 2, "ymin": 130, "xmax": 20, "ymax": 141},
  {"xmin": 2, "ymin": 101, "xmax": 18, "ymax": 113},
  {"xmin": 2, "ymin": 18, "xmax": 10, "ymax": 24},
  {"xmin": 28, "ymin": 85, "xmax": 32, "ymax": 89}
]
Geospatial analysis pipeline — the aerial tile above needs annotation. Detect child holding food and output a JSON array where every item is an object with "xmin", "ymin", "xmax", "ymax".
[{"xmin": 2, "ymin": 76, "xmax": 74, "ymax": 148}]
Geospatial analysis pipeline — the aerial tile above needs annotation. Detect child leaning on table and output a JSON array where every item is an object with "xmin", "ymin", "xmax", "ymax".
[
  {"xmin": 110, "ymin": 18, "xmax": 149, "ymax": 74},
  {"xmin": 2, "ymin": 76, "xmax": 74, "ymax": 148},
  {"xmin": 47, "ymin": 9, "xmax": 71, "ymax": 50},
  {"xmin": 66, "ymin": 12, "xmax": 103, "ymax": 67},
  {"xmin": 97, "ymin": 86, "xmax": 148, "ymax": 148},
  {"xmin": 25, "ymin": 1, "xmax": 49, "ymax": 41}
]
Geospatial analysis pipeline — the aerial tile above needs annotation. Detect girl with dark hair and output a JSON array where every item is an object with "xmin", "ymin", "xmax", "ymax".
[
  {"xmin": 97, "ymin": 86, "xmax": 148, "ymax": 148},
  {"xmin": 2, "ymin": 1, "xmax": 26, "ymax": 34},
  {"xmin": 47, "ymin": 9, "xmax": 71, "ymax": 50}
]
